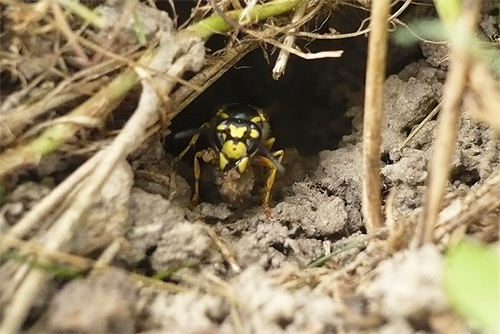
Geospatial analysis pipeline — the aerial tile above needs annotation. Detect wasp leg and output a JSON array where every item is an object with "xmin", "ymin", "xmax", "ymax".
[
  {"xmin": 192, "ymin": 150, "xmax": 206, "ymax": 205},
  {"xmin": 258, "ymin": 137, "xmax": 284, "ymax": 174},
  {"xmin": 254, "ymin": 149, "xmax": 284, "ymax": 217},
  {"xmin": 265, "ymin": 137, "xmax": 276, "ymax": 149},
  {"xmin": 173, "ymin": 122, "xmax": 210, "ymax": 164}
]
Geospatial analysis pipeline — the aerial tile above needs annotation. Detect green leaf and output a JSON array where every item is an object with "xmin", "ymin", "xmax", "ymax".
[
  {"xmin": 445, "ymin": 240, "xmax": 500, "ymax": 333},
  {"xmin": 393, "ymin": 19, "xmax": 449, "ymax": 46},
  {"xmin": 433, "ymin": 0, "xmax": 461, "ymax": 26}
]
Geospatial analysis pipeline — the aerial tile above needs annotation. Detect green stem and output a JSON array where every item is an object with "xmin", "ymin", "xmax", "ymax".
[
  {"xmin": 0, "ymin": 61, "xmax": 146, "ymax": 178},
  {"xmin": 185, "ymin": 0, "xmax": 303, "ymax": 39},
  {"xmin": 55, "ymin": 0, "xmax": 105, "ymax": 29},
  {"xmin": 0, "ymin": 250, "xmax": 83, "ymax": 279}
]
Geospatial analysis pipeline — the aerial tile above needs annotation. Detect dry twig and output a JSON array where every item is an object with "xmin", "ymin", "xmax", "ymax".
[
  {"xmin": 0, "ymin": 32, "xmax": 204, "ymax": 334},
  {"xmin": 435, "ymin": 169, "xmax": 500, "ymax": 245},
  {"xmin": 170, "ymin": 40, "xmax": 259, "ymax": 119},
  {"xmin": 416, "ymin": 0, "xmax": 480, "ymax": 246},
  {"xmin": 397, "ymin": 102, "xmax": 442, "ymax": 151},
  {"xmin": 272, "ymin": 0, "xmax": 308, "ymax": 80},
  {"xmin": 362, "ymin": 0, "xmax": 390, "ymax": 233},
  {"xmin": 0, "ymin": 233, "xmax": 186, "ymax": 292},
  {"xmin": 467, "ymin": 62, "xmax": 500, "ymax": 135}
]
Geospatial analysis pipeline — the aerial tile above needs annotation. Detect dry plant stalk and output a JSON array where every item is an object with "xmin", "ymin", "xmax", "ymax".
[
  {"xmin": 0, "ymin": 67, "xmax": 143, "ymax": 178},
  {"xmin": 0, "ymin": 34, "xmax": 204, "ymax": 334},
  {"xmin": 467, "ymin": 62, "xmax": 500, "ymax": 135},
  {"xmin": 0, "ymin": 234, "xmax": 186, "ymax": 292},
  {"xmin": 435, "ymin": 169, "xmax": 500, "ymax": 245},
  {"xmin": 171, "ymin": 40, "xmax": 259, "ymax": 118},
  {"xmin": 272, "ymin": 0, "xmax": 308, "ymax": 80},
  {"xmin": 362, "ymin": 0, "xmax": 390, "ymax": 234},
  {"xmin": 397, "ymin": 102, "xmax": 442, "ymax": 151},
  {"xmin": 0, "ymin": 59, "xmax": 122, "ymax": 145},
  {"xmin": 416, "ymin": 0, "xmax": 481, "ymax": 246}
]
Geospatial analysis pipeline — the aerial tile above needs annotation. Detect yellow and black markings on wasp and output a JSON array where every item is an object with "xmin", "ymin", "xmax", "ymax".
[{"xmin": 173, "ymin": 103, "xmax": 284, "ymax": 215}]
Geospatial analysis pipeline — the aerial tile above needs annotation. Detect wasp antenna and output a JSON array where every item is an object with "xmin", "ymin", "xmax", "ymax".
[
  {"xmin": 174, "ymin": 127, "xmax": 211, "ymax": 139},
  {"xmin": 258, "ymin": 142, "xmax": 285, "ymax": 173},
  {"xmin": 173, "ymin": 128, "xmax": 199, "ymax": 139},
  {"xmin": 174, "ymin": 122, "xmax": 212, "ymax": 139}
]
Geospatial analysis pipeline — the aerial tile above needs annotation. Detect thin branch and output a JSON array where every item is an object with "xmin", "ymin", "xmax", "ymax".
[
  {"xmin": 435, "ymin": 169, "xmax": 500, "ymax": 244},
  {"xmin": 416, "ymin": 0, "xmax": 480, "ymax": 246},
  {"xmin": 7, "ymin": 151, "xmax": 103, "ymax": 238},
  {"xmin": 362, "ymin": 0, "xmax": 390, "ymax": 234},
  {"xmin": 272, "ymin": 0, "xmax": 308, "ymax": 80},
  {"xmin": 397, "ymin": 102, "xmax": 442, "ymax": 151},
  {"xmin": 54, "ymin": 0, "xmax": 105, "ymax": 28},
  {"xmin": 51, "ymin": 2, "xmax": 90, "ymax": 65},
  {"xmin": 295, "ymin": 0, "xmax": 412, "ymax": 40},
  {"xmin": 257, "ymin": 35, "xmax": 343, "ymax": 59},
  {"xmin": 183, "ymin": 0, "xmax": 303, "ymax": 39}
]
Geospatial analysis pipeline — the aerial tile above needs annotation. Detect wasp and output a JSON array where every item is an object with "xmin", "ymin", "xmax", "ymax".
[{"xmin": 173, "ymin": 103, "xmax": 284, "ymax": 215}]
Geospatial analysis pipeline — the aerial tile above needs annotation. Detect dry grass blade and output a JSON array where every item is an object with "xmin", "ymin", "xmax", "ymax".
[
  {"xmin": 435, "ymin": 169, "xmax": 500, "ymax": 245},
  {"xmin": 6, "ymin": 151, "xmax": 103, "ymax": 238},
  {"xmin": 254, "ymin": 35, "xmax": 343, "ymax": 59},
  {"xmin": 467, "ymin": 62, "xmax": 500, "ymax": 136},
  {"xmin": 295, "ymin": 0, "xmax": 412, "ymax": 41},
  {"xmin": 0, "ymin": 66, "xmax": 144, "ymax": 179},
  {"xmin": 362, "ymin": 0, "xmax": 390, "ymax": 234},
  {"xmin": 397, "ymin": 102, "xmax": 442, "ymax": 151},
  {"xmin": 0, "ymin": 32, "xmax": 204, "ymax": 333},
  {"xmin": 272, "ymin": 0, "xmax": 308, "ymax": 80},
  {"xmin": 170, "ymin": 40, "xmax": 259, "ymax": 119},
  {"xmin": 0, "ymin": 59, "xmax": 122, "ymax": 143},
  {"xmin": 200, "ymin": 221, "xmax": 241, "ymax": 273},
  {"xmin": 416, "ymin": 0, "xmax": 480, "ymax": 246},
  {"xmin": 0, "ymin": 234, "xmax": 187, "ymax": 292}
]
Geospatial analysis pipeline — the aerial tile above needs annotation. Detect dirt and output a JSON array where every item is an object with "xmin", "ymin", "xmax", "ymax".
[
  {"xmin": 2, "ymin": 54, "xmax": 498, "ymax": 334},
  {"xmin": 81, "ymin": 53, "xmax": 498, "ymax": 333},
  {"xmin": 47, "ymin": 270, "xmax": 137, "ymax": 333},
  {"xmin": 1, "ymin": 2, "xmax": 499, "ymax": 334},
  {"xmin": 144, "ymin": 44, "xmax": 495, "ymax": 331}
]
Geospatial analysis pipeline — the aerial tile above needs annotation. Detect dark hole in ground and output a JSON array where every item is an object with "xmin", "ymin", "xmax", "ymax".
[
  {"xmin": 161, "ymin": 1, "xmax": 426, "ymax": 207},
  {"xmin": 451, "ymin": 166, "xmax": 481, "ymax": 187},
  {"xmin": 132, "ymin": 245, "xmax": 157, "ymax": 276},
  {"xmin": 164, "ymin": 4, "xmax": 374, "ymax": 159},
  {"xmin": 205, "ymin": 307, "xmax": 229, "ymax": 325},
  {"xmin": 277, "ymin": 316, "xmax": 294, "ymax": 329},
  {"xmin": 381, "ymin": 152, "xmax": 392, "ymax": 165},
  {"xmin": 164, "ymin": 2, "xmax": 424, "ymax": 156},
  {"xmin": 271, "ymin": 241, "xmax": 290, "ymax": 256}
]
